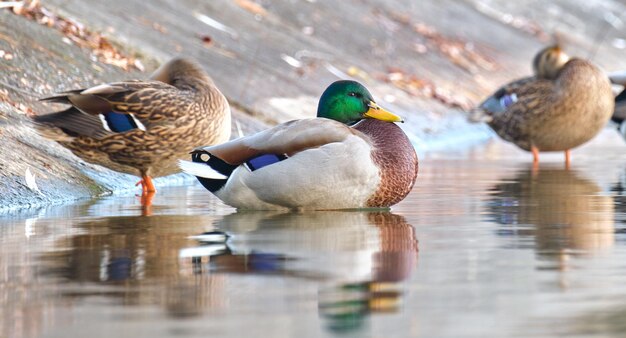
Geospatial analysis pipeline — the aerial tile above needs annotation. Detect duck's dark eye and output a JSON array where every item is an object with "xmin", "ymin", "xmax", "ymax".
[{"xmin": 348, "ymin": 92, "xmax": 356, "ymax": 97}]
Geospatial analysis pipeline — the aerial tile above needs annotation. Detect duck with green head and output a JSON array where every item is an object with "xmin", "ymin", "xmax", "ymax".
[{"xmin": 180, "ymin": 80, "xmax": 418, "ymax": 210}]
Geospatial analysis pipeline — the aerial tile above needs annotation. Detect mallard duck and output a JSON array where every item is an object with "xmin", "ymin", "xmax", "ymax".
[
  {"xmin": 471, "ymin": 46, "xmax": 614, "ymax": 167},
  {"xmin": 34, "ymin": 58, "xmax": 231, "ymax": 200},
  {"xmin": 610, "ymin": 88, "xmax": 626, "ymax": 139},
  {"xmin": 608, "ymin": 71, "xmax": 626, "ymax": 140},
  {"xmin": 180, "ymin": 80, "xmax": 418, "ymax": 210}
]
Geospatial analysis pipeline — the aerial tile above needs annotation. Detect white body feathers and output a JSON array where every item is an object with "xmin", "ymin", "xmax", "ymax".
[{"xmin": 180, "ymin": 133, "xmax": 381, "ymax": 210}]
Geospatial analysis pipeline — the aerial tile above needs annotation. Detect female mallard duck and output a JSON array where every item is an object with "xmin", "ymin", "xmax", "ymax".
[
  {"xmin": 471, "ymin": 45, "xmax": 614, "ymax": 167},
  {"xmin": 34, "ymin": 58, "xmax": 231, "ymax": 199},
  {"xmin": 180, "ymin": 80, "xmax": 418, "ymax": 210}
]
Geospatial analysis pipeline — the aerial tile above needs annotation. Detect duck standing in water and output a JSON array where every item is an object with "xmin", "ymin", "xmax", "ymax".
[
  {"xmin": 180, "ymin": 80, "xmax": 418, "ymax": 210},
  {"xmin": 471, "ymin": 46, "xmax": 614, "ymax": 168},
  {"xmin": 34, "ymin": 58, "xmax": 231, "ymax": 209}
]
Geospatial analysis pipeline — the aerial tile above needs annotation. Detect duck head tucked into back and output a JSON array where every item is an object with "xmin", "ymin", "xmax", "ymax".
[
  {"xmin": 532, "ymin": 45, "xmax": 570, "ymax": 79},
  {"xmin": 180, "ymin": 80, "xmax": 418, "ymax": 210}
]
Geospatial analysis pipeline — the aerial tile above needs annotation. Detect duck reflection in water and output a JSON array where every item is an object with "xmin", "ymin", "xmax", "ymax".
[
  {"xmin": 487, "ymin": 167, "xmax": 614, "ymax": 265},
  {"xmin": 39, "ymin": 214, "xmax": 222, "ymax": 317},
  {"xmin": 182, "ymin": 211, "xmax": 418, "ymax": 332},
  {"xmin": 610, "ymin": 168, "xmax": 626, "ymax": 218},
  {"xmin": 37, "ymin": 210, "xmax": 417, "ymax": 331}
]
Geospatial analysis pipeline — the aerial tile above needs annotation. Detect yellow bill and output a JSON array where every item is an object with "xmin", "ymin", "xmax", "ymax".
[{"xmin": 364, "ymin": 101, "xmax": 404, "ymax": 122}]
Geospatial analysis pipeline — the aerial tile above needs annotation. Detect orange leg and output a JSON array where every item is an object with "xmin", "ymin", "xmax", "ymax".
[
  {"xmin": 140, "ymin": 191, "xmax": 155, "ymax": 216},
  {"xmin": 564, "ymin": 150, "xmax": 571, "ymax": 170},
  {"xmin": 135, "ymin": 175, "xmax": 156, "ymax": 216},
  {"xmin": 143, "ymin": 175, "xmax": 156, "ymax": 193},
  {"xmin": 531, "ymin": 146, "xmax": 540, "ymax": 172},
  {"xmin": 135, "ymin": 175, "xmax": 157, "ymax": 194},
  {"xmin": 135, "ymin": 180, "xmax": 147, "ymax": 195}
]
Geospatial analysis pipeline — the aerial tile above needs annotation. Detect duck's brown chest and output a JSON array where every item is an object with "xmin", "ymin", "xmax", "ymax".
[{"xmin": 354, "ymin": 120, "xmax": 418, "ymax": 207}]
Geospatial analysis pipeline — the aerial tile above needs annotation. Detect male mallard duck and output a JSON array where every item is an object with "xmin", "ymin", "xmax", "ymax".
[
  {"xmin": 471, "ymin": 46, "xmax": 614, "ymax": 167},
  {"xmin": 610, "ymin": 88, "xmax": 626, "ymax": 139},
  {"xmin": 608, "ymin": 71, "xmax": 626, "ymax": 140},
  {"xmin": 180, "ymin": 80, "xmax": 418, "ymax": 210},
  {"xmin": 34, "ymin": 58, "xmax": 231, "ymax": 200}
]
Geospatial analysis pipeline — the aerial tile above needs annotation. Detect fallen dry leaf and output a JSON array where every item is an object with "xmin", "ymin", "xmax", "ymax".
[
  {"xmin": 280, "ymin": 54, "xmax": 302, "ymax": 68},
  {"xmin": 0, "ymin": 50, "xmax": 14, "ymax": 60},
  {"xmin": 473, "ymin": 4, "xmax": 548, "ymax": 41},
  {"xmin": 194, "ymin": 12, "xmax": 239, "ymax": 39},
  {"xmin": 414, "ymin": 22, "xmax": 498, "ymax": 74},
  {"xmin": 347, "ymin": 66, "xmax": 373, "ymax": 82},
  {"xmin": 25, "ymin": 167, "xmax": 44, "ymax": 196},
  {"xmin": 234, "ymin": 0, "xmax": 268, "ymax": 17},
  {"xmin": 152, "ymin": 22, "xmax": 167, "ymax": 34},
  {"xmin": 199, "ymin": 34, "xmax": 213, "ymax": 47},
  {"xmin": 7, "ymin": 0, "xmax": 141, "ymax": 71},
  {"xmin": 379, "ymin": 67, "xmax": 473, "ymax": 110},
  {"xmin": 0, "ymin": 89, "xmax": 38, "ymax": 117}
]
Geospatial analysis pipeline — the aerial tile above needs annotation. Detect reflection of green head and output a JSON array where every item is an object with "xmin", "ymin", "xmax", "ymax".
[{"xmin": 317, "ymin": 80, "xmax": 403, "ymax": 125}]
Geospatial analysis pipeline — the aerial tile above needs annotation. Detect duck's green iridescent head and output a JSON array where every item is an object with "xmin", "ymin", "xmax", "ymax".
[{"xmin": 317, "ymin": 80, "xmax": 403, "ymax": 125}]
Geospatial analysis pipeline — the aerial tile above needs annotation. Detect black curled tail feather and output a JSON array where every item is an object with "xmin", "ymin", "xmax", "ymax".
[
  {"xmin": 191, "ymin": 150, "xmax": 238, "ymax": 193},
  {"xmin": 612, "ymin": 89, "xmax": 626, "ymax": 124}
]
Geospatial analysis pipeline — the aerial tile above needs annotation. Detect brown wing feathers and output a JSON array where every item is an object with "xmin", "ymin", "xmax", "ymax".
[
  {"xmin": 197, "ymin": 119, "xmax": 354, "ymax": 165},
  {"xmin": 32, "ymin": 106, "xmax": 113, "ymax": 139}
]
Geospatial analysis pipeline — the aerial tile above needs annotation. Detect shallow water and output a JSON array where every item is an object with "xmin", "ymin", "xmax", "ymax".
[{"xmin": 2, "ymin": 130, "xmax": 626, "ymax": 338}]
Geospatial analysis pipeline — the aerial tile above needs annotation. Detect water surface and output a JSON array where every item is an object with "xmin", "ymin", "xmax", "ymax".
[{"xmin": 2, "ymin": 131, "xmax": 626, "ymax": 338}]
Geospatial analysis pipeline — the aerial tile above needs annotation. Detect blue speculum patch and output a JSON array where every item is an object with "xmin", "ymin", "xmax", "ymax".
[
  {"xmin": 103, "ymin": 112, "xmax": 138, "ymax": 132},
  {"xmin": 499, "ymin": 93, "xmax": 518, "ymax": 108},
  {"xmin": 246, "ymin": 154, "xmax": 287, "ymax": 171}
]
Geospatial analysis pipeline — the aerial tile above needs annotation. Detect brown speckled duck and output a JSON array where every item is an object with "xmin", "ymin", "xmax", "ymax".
[
  {"xmin": 179, "ymin": 80, "xmax": 418, "ymax": 210},
  {"xmin": 34, "ymin": 58, "xmax": 231, "ymax": 199},
  {"xmin": 471, "ymin": 46, "xmax": 614, "ymax": 167}
]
